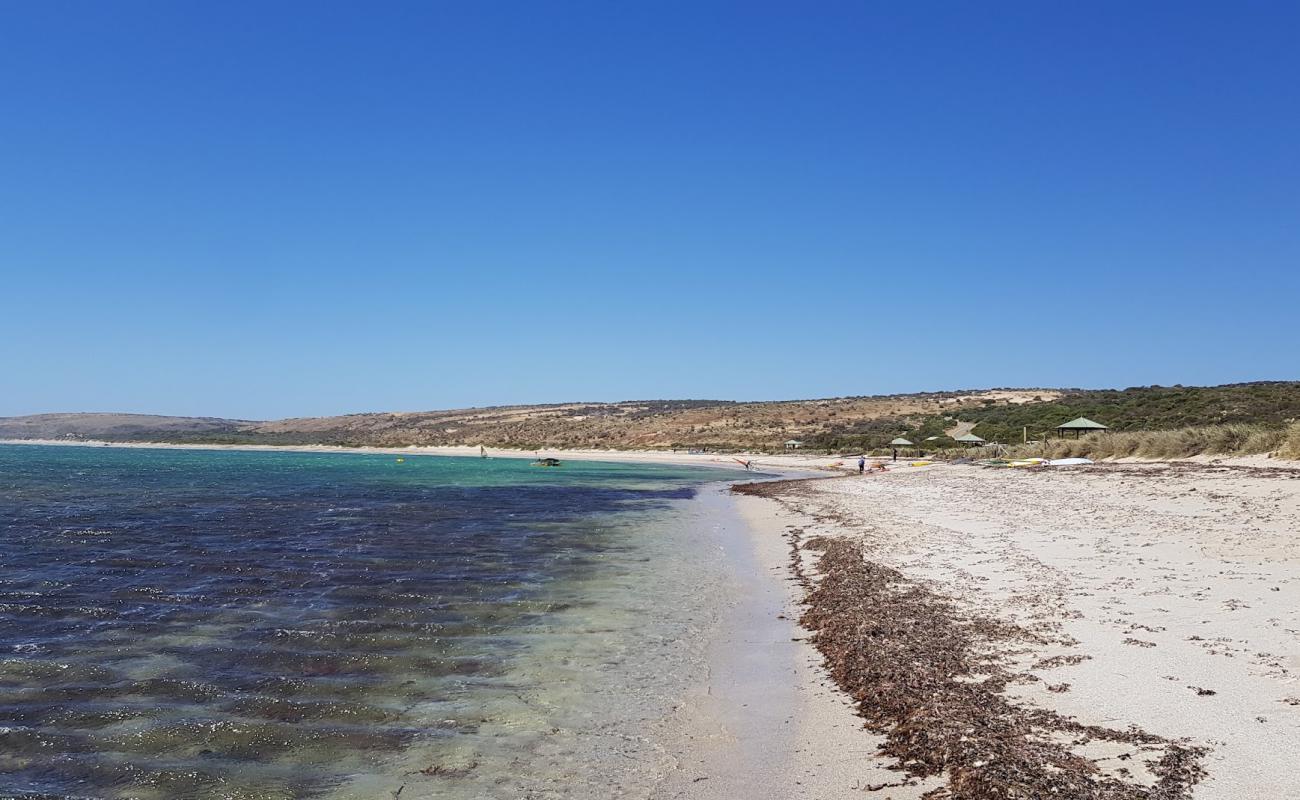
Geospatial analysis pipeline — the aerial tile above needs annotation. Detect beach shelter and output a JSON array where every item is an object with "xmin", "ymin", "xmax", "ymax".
[
  {"xmin": 784, "ymin": 439, "xmax": 804, "ymax": 450},
  {"xmin": 955, "ymin": 433, "xmax": 986, "ymax": 446},
  {"xmin": 889, "ymin": 437, "xmax": 914, "ymax": 461},
  {"xmin": 1056, "ymin": 417, "xmax": 1109, "ymax": 439}
]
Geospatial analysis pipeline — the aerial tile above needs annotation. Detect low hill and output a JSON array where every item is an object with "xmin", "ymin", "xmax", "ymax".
[
  {"xmin": 243, "ymin": 390, "xmax": 1051, "ymax": 450},
  {"xmin": 0, "ymin": 413, "xmax": 247, "ymax": 440},
  {"xmin": 3, "ymin": 382, "xmax": 1296, "ymax": 453},
  {"xmin": 0, "ymin": 390, "xmax": 1051, "ymax": 451}
]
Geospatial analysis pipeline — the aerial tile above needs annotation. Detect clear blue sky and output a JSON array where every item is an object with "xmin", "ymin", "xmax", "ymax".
[{"xmin": 2, "ymin": 2, "xmax": 1296, "ymax": 420}]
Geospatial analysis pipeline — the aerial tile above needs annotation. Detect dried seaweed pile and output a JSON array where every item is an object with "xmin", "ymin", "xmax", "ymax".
[{"xmin": 798, "ymin": 535, "xmax": 1205, "ymax": 799}]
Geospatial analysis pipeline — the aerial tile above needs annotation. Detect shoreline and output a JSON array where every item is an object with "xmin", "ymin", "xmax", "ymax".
[
  {"xmin": 0, "ymin": 438, "xmax": 843, "ymax": 474},
  {"xmin": 6, "ymin": 438, "xmax": 1294, "ymax": 474}
]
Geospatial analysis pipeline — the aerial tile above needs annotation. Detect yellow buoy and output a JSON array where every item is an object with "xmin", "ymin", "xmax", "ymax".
[{"xmin": 396, "ymin": 458, "xmax": 405, "ymax": 463}]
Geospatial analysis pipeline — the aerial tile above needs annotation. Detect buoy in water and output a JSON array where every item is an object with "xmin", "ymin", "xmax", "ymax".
[{"xmin": 396, "ymin": 458, "xmax": 405, "ymax": 463}]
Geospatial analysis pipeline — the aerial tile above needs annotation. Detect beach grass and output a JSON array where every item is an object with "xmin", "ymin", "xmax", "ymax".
[
  {"xmin": 1279, "ymin": 421, "xmax": 1300, "ymax": 460},
  {"xmin": 1006, "ymin": 422, "xmax": 1300, "ymax": 461}
]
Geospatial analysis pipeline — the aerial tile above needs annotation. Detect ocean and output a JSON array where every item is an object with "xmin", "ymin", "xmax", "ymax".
[{"xmin": 0, "ymin": 444, "xmax": 751, "ymax": 799}]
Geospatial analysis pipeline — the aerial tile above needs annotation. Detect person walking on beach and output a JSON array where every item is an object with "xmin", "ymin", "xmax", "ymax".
[{"xmin": 858, "ymin": 455, "xmax": 866, "ymax": 474}]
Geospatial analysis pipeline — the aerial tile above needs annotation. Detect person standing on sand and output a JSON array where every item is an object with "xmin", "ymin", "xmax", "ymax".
[{"xmin": 858, "ymin": 456, "xmax": 866, "ymax": 474}]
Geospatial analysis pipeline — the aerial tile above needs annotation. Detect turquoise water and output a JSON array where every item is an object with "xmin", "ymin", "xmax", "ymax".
[{"xmin": 0, "ymin": 444, "xmax": 747, "ymax": 799}]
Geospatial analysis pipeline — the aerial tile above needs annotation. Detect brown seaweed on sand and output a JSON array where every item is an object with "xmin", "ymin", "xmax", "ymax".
[
  {"xmin": 1033, "ymin": 653, "xmax": 1093, "ymax": 670},
  {"xmin": 797, "ymin": 536, "xmax": 1205, "ymax": 799}
]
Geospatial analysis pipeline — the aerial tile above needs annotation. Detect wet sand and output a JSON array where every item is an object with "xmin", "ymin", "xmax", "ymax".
[{"xmin": 651, "ymin": 489, "xmax": 880, "ymax": 799}]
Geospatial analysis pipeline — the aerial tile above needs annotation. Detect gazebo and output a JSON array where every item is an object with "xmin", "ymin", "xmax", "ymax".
[
  {"xmin": 955, "ymin": 433, "xmax": 986, "ymax": 446},
  {"xmin": 1056, "ymin": 417, "xmax": 1109, "ymax": 439},
  {"xmin": 889, "ymin": 437, "xmax": 914, "ymax": 461}
]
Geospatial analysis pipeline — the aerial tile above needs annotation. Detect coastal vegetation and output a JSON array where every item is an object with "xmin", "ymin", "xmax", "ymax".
[
  {"xmin": 952, "ymin": 382, "xmax": 1300, "ymax": 443},
  {"xmin": 805, "ymin": 383, "xmax": 1300, "ymax": 459},
  {"xmin": 1283, "ymin": 423, "xmax": 1300, "ymax": 460},
  {"xmin": 1007, "ymin": 422, "xmax": 1300, "ymax": 461}
]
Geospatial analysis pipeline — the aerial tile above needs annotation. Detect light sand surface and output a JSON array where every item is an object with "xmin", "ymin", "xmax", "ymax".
[{"xmin": 751, "ymin": 462, "xmax": 1300, "ymax": 797}]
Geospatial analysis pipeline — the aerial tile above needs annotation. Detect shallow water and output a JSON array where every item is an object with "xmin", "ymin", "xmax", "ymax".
[{"xmin": 0, "ymin": 445, "xmax": 747, "ymax": 799}]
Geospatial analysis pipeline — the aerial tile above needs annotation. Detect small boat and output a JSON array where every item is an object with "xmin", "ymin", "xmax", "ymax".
[{"xmin": 531, "ymin": 457, "xmax": 562, "ymax": 467}]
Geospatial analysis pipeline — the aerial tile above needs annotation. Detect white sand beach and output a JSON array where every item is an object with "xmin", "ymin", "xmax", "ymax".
[{"xmin": 731, "ymin": 461, "xmax": 1300, "ymax": 797}]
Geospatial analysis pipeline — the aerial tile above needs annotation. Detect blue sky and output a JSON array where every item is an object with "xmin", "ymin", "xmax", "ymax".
[{"xmin": 2, "ymin": 2, "xmax": 1296, "ymax": 419}]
